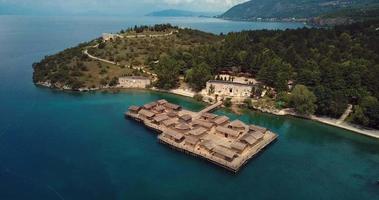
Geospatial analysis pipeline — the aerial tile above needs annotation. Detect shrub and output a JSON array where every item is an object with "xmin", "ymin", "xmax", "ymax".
[
  {"xmin": 193, "ymin": 94, "xmax": 203, "ymax": 102},
  {"xmin": 224, "ymin": 98, "xmax": 232, "ymax": 107}
]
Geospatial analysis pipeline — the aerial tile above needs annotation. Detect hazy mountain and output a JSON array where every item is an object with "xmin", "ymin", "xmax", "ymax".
[
  {"xmin": 220, "ymin": 0, "xmax": 379, "ymax": 20},
  {"xmin": 146, "ymin": 9, "xmax": 219, "ymax": 17}
]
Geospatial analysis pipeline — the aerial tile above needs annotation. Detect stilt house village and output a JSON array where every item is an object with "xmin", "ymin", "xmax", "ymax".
[{"xmin": 126, "ymin": 99, "xmax": 277, "ymax": 172}]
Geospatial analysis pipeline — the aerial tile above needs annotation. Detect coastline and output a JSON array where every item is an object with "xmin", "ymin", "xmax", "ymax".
[
  {"xmin": 251, "ymin": 106, "xmax": 379, "ymax": 139},
  {"xmin": 35, "ymin": 82, "xmax": 379, "ymax": 139}
]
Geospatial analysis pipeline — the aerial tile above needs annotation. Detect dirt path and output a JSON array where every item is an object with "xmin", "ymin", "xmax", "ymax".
[{"xmin": 337, "ymin": 104, "xmax": 353, "ymax": 124}]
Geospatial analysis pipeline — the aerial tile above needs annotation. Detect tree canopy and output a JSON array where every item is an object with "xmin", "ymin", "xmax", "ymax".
[
  {"xmin": 289, "ymin": 85, "xmax": 317, "ymax": 115},
  {"xmin": 154, "ymin": 56, "xmax": 180, "ymax": 90}
]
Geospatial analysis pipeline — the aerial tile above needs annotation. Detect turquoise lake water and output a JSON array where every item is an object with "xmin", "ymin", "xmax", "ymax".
[{"xmin": 0, "ymin": 15, "xmax": 378, "ymax": 200}]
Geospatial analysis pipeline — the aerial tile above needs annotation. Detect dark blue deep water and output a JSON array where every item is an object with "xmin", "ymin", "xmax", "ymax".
[{"xmin": 0, "ymin": 16, "xmax": 378, "ymax": 200}]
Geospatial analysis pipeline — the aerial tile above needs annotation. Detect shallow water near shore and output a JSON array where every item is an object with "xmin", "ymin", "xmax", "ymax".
[{"xmin": 0, "ymin": 15, "xmax": 379, "ymax": 200}]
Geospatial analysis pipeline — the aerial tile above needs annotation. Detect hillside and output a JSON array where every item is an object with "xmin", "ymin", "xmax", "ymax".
[
  {"xmin": 220, "ymin": 0, "xmax": 379, "ymax": 20},
  {"xmin": 32, "ymin": 24, "xmax": 220, "ymax": 90},
  {"xmin": 146, "ymin": 9, "xmax": 218, "ymax": 17}
]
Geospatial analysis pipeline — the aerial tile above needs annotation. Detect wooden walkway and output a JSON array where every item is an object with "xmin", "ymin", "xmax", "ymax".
[{"xmin": 199, "ymin": 101, "xmax": 223, "ymax": 114}]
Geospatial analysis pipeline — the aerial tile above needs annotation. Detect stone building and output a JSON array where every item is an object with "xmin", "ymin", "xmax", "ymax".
[
  {"xmin": 118, "ymin": 76, "xmax": 151, "ymax": 88},
  {"xmin": 102, "ymin": 33, "xmax": 123, "ymax": 41},
  {"xmin": 206, "ymin": 80, "xmax": 252, "ymax": 98}
]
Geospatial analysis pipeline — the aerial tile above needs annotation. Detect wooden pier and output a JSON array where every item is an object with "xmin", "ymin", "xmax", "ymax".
[
  {"xmin": 198, "ymin": 101, "xmax": 223, "ymax": 114},
  {"xmin": 125, "ymin": 100, "xmax": 278, "ymax": 173}
]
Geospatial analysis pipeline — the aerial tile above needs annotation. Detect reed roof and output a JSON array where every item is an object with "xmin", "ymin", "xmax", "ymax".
[{"xmin": 215, "ymin": 126, "xmax": 240, "ymax": 137}]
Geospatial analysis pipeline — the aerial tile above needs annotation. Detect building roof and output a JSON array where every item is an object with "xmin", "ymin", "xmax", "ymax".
[
  {"xmin": 201, "ymin": 112, "xmax": 218, "ymax": 119},
  {"xmin": 164, "ymin": 103, "xmax": 181, "ymax": 110},
  {"xmin": 184, "ymin": 136, "xmax": 200, "ymax": 145},
  {"xmin": 138, "ymin": 109, "xmax": 155, "ymax": 118},
  {"xmin": 174, "ymin": 123, "xmax": 191, "ymax": 131},
  {"xmin": 188, "ymin": 127, "xmax": 207, "ymax": 136},
  {"xmin": 157, "ymin": 99, "xmax": 168, "ymax": 105},
  {"xmin": 162, "ymin": 118, "xmax": 177, "ymax": 127},
  {"xmin": 128, "ymin": 106, "xmax": 140, "ymax": 112},
  {"xmin": 240, "ymin": 133, "xmax": 258, "ymax": 145},
  {"xmin": 164, "ymin": 129, "xmax": 185, "ymax": 140},
  {"xmin": 153, "ymin": 114, "xmax": 169, "ymax": 123},
  {"xmin": 179, "ymin": 114, "xmax": 192, "ymax": 122},
  {"xmin": 200, "ymin": 140, "xmax": 215, "ymax": 151},
  {"xmin": 167, "ymin": 111, "xmax": 178, "ymax": 118},
  {"xmin": 215, "ymin": 126, "xmax": 240, "ymax": 137},
  {"xmin": 213, "ymin": 116, "xmax": 230, "ymax": 125},
  {"xmin": 213, "ymin": 146, "xmax": 236, "ymax": 160},
  {"xmin": 231, "ymin": 141, "xmax": 247, "ymax": 151},
  {"xmin": 143, "ymin": 102, "xmax": 157, "ymax": 110},
  {"xmin": 250, "ymin": 130, "xmax": 264, "ymax": 140},
  {"xmin": 249, "ymin": 125, "xmax": 267, "ymax": 133},
  {"xmin": 229, "ymin": 120, "xmax": 246, "ymax": 129},
  {"xmin": 192, "ymin": 119, "xmax": 214, "ymax": 129},
  {"xmin": 154, "ymin": 105, "xmax": 166, "ymax": 112}
]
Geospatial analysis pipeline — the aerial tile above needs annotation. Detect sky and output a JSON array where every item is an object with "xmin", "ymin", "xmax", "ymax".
[{"xmin": 0, "ymin": 0, "xmax": 249, "ymax": 16}]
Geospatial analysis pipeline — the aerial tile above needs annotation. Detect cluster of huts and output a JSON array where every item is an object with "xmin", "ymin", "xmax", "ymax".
[{"xmin": 126, "ymin": 99, "xmax": 270, "ymax": 163}]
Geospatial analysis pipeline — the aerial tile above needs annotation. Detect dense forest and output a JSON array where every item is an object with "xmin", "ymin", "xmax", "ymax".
[{"xmin": 156, "ymin": 20, "xmax": 379, "ymax": 129}]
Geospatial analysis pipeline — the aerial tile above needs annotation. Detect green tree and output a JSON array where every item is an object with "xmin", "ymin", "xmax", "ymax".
[
  {"xmin": 208, "ymin": 84, "xmax": 215, "ymax": 95},
  {"xmin": 193, "ymin": 94, "xmax": 204, "ymax": 102},
  {"xmin": 224, "ymin": 98, "xmax": 232, "ymax": 107},
  {"xmin": 359, "ymin": 96, "xmax": 379, "ymax": 129},
  {"xmin": 243, "ymin": 98, "xmax": 253, "ymax": 108},
  {"xmin": 257, "ymin": 54, "xmax": 293, "ymax": 92},
  {"xmin": 185, "ymin": 62, "xmax": 213, "ymax": 91},
  {"xmin": 289, "ymin": 85, "xmax": 317, "ymax": 115},
  {"xmin": 155, "ymin": 56, "xmax": 180, "ymax": 89}
]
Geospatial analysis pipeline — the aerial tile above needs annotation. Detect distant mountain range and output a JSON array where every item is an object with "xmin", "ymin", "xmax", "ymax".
[
  {"xmin": 146, "ymin": 9, "xmax": 219, "ymax": 17},
  {"xmin": 220, "ymin": 0, "xmax": 379, "ymax": 20}
]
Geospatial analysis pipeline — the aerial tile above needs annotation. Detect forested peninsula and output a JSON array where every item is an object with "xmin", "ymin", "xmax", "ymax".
[{"xmin": 33, "ymin": 21, "xmax": 379, "ymax": 130}]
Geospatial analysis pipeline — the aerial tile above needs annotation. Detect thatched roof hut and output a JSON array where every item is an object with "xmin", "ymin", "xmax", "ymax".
[
  {"xmin": 201, "ymin": 112, "xmax": 218, "ymax": 120},
  {"xmin": 179, "ymin": 114, "xmax": 192, "ymax": 122},
  {"xmin": 229, "ymin": 120, "xmax": 246, "ymax": 129},
  {"xmin": 162, "ymin": 118, "xmax": 177, "ymax": 127},
  {"xmin": 143, "ymin": 102, "xmax": 157, "ymax": 110},
  {"xmin": 157, "ymin": 99, "xmax": 168, "ymax": 105},
  {"xmin": 213, "ymin": 146, "xmax": 236, "ymax": 161},
  {"xmin": 153, "ymin": 114, "xmax": 169, "ymax": 123},
  {"xmin": 249, "ymin": 125, "xmax": 267, "ymax": 133},
  {"xmin": 154, "ymin": 105, "xmax": 166, "ymax": 113},
  {"xmin": 164, "ymin": 103, "xmax": 181, "ymax": 111},
  {"xmin": 188, "ymin": 127, "xmax": 207, "ymax": 137},
  {"xmin": 184, "ymin": 136, "xmax": 200, "ymax": 146},
  {"xmin": 163, "ymin": 129, "xmax": 185, "ymax": 142},
  {"xmin": 138, "ymin": 109, "xmax": 155, "ymax": 118},
  {"xmin": 240, "ymin": 133, "xmax": 258, "ymax": 145},
  {"xmin": 231, "ymin": 141, "xmax": 247, "ymax": 153},
  {"xmin": 192, "ymin": 119, "xmax": 214, "ymax": 130},
  {"xmin": 167, "ymin": 111, "xmax": 178, "ymax": 118},
  {"xmin": 128, "ymin": 105, "xmax": 141, "ymax": 113},
  {"xmin": 215, "ymin": 126, "xmax": 240, "ymax": 138},
  {"xmin": 200, "ymin": 140, "xmax": 215, "ymax": 151},
  {"xmin": 174, "ymin": 123, "xmax": 191, "ymax": 131},
  {"xmin": 213, "ymin": 116, "xmax": 230, "ymax": 125}
]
